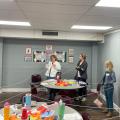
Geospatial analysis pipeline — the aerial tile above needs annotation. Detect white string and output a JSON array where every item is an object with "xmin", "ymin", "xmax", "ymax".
[
  {"xmin": 0, "ymin": 92, "xmax": 26, "ymax": 104},
  {"xmin": 103, "ymin": 116, "xmax": 120, "ymax": 120},
  {"xmin": 0, "ymin": 86, "xmax": 119, "ymax": 119},
  {"xmin": 31, "ymin": 94, "xmax": 120, "ymax": 119},
  {"xmin": 0, "ymin": 70, "xmax": 119, "ymax": 119}
]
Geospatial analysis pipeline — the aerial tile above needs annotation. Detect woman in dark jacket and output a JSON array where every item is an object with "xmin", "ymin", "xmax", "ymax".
[{"xmin": 74, "ymin": 53, "xmax": 88, "ymax": 101}]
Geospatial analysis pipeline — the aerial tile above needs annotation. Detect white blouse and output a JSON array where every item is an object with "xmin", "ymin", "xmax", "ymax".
[{"xmin": 45, "ymin": 61, "xmax": 61, "ymax": 77}]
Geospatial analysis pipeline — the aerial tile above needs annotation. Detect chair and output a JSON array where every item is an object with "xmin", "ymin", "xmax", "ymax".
[
  {"xmin": 30, "ymin": 74, "xmax": 42, "ymax": 94},
  {"xmin": 81, "ymin": 112, "xmax": 90, "ymax": 120}
]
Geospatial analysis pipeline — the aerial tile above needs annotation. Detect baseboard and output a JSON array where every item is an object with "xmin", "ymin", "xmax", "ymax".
[{"xmin": 1, "ymin": 88, "xmax": 30, "ymax": 92}]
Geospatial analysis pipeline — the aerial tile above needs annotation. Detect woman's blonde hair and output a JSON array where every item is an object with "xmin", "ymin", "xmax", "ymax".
[{"xmin": 105, "ymin": 60, "xmax": 113, "ymax": 71}]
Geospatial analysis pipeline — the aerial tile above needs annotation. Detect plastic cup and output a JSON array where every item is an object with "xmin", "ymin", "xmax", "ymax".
[{"xmin": 44, "ymin": 116, "xmax": 54, "ymax": 120}]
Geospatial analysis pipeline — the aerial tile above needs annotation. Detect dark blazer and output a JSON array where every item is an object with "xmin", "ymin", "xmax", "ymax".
[{"xmin": 75, "ymin": 60, "xmax": 88, "ymax": 80}]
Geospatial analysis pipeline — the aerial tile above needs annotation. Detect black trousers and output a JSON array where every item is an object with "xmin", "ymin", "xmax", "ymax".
[
  {"xmin": 49, "ymin": 89, "xmax": 59, "ymax": 100},
  {"xmin": 77, "ymin": 78, "xmax": 87, "ymax": 97}
]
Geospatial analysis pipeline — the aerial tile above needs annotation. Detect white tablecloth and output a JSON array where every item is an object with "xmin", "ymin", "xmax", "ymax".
[{"xmin": 41, "ymin": 79, "xmax": 85, "ymax": 90}]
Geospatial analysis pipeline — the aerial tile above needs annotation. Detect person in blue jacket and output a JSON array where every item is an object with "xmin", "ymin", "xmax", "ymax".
[{"xmin": 97, "ymin": 60, "xmax": 116, "ymax": 117}]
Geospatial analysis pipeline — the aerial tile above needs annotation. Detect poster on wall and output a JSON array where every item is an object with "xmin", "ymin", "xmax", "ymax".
[
  {"xmin": 24, "ymin": 56, "xmax": 32, "ymax": 62},
  {"xmin": 68, "ymin": 48, "xmax": 74, "ymax": 56},
  {"xmin": 54, "ymin": 51, "xmax": 66, "ymax": 62},
  {"xmin": 68, "ymin": 56, "xmax": 74, "ymax": 63},
  {"xmin": 33, "ymin": 51, "xmax": 46, "ymax": 62},
  {"xmin": 25, "ymin": 47, "xmax": 32, "ymax": 55},
  {"xmin": 45, "ymin": 45, "xmax": 53, "ymax": 63},
  {"xmin": 46, "ymin": 45, "xmax": 52, "ymax": 51}
]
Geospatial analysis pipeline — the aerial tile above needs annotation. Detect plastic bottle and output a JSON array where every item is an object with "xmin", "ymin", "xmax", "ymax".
[
  {"xmin": 21, "ymin": 107, "xmax": 28, "ymax": 120},
  {"xmin": 58, "ymin": 100, "xmax": 65, "ymax": 120},
  {"xmin": 4, "ymin": 102, "xmax": 10, "ymax": 120},
  {"xmin": 56, "ymin": 74, "xmax": 60, "ymax": 84}
]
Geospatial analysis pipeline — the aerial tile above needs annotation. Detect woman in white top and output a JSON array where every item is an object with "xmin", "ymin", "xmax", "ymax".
[
  {"xmin": 45, "ymin": 55, "xmax": 61, "ymax": 100},
  {"xmin": 45, "ymin": 55, "xmax": 61, "ymax": 79}
]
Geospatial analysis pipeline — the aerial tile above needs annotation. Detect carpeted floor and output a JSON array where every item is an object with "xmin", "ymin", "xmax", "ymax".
[{"xmin": 0, "ymin": 91, "xmax": 119, "ymax": 120}]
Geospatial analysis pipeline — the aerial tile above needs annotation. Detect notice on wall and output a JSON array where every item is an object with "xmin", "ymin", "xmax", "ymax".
[
  {"xmin": 24, "ymin": 56, "xmax": 32, "ymax": 62},
  {"xmin": 45, "ymin": 45, "xmax": 53, "ymax": 63},
  {"xmin": 68, "ymin": 48, "xmax": 74, "ymax": 56},
  {"xmin": 68, "ymin": 56, "xmax": 74, "ymax": 63},
  {"xmin": 33, "ymin": 51, "xmax": 46, "ymax": 62},
  {"xmin": 54, "ymin": 51, "xmax": 66, "ymax": 62},
  {"xmin": 25, "ymin": 47, "xmax": 32, "ymax": 55},
  {"xmin": 46, "ymin": 45, "xmax": 52, "ymax": 51},
  {"xmin": 68, "ymin": 48, "xmax": 74, "ymax": 63}
]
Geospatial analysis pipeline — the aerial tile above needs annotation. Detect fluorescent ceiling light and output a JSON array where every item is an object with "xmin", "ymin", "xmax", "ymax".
[
  {"xmin": 0, "ymin": 20, "xmax": 31, "ymax": 26},
  {"xmin": 96, "ymin": 0, "xmax": 120, "ymax": 8},
  {"xmin": 71, "ymin": 25, "xmax": 112, "ymax": 30},
  {"xmin": 0, "ymin": 0, "xmax": 14, "ymax": 1}
]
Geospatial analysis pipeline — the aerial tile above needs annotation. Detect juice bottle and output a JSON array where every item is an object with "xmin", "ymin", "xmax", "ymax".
[{"xmin": 4, "ymin": 102, "xmax": 10, "ymax": 120}]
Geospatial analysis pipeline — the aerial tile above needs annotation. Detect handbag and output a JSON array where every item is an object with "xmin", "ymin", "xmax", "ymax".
[
  {"xmin": 93, "ymin": 95, "xmax": 103, "ymax": 108},
  {"xmin": 96, "ymin": 83, "xmax": 102, "ymax": 92}
]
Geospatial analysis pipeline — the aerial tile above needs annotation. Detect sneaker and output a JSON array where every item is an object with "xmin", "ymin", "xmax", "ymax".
[
  {"xmin": 102, "ymin": 108, "xmax": 108, "ymax": 113},
  {"xmin": 74, "ymin": 96, "xmax": 82, "ymax": 101},
  {"xmin": 81, "ymin": 97, "xmax": 86, "ymax": 102},
  {"xmin": 106, "ymin": 112, "xmax": 112, "ymax": 117}
]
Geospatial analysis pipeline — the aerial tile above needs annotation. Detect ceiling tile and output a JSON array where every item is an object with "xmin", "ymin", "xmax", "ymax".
[
  {"xmin": 77, "ymin": 15, "xmax": 120, "ymax": 26},
  {"xmin": 31, "ymin": 22, "xmax": 71, "ymax": 31},
  {"xmin": 0, "ymin": 25, "xmax": 32, "ymax": 29},
  {"xmin": 16, "ymin": 2, "xmax": 91, "ymax": 14},
  {"xmin": 0, "ymin": 10, "xmax": 27, "ymax": 21},
  {"xmin": 16, "ymin": 0, "xmax": 99, "ymax": 6},
  {"xmin": 24, "ymin": 12, "xmax": 80, "ymax": 23},
  {"xmin": 0, "ymin": 1, "xmax": 19, "ymax": 10},
  {"xmin": 28, "ymin": 14, "xmax": 79, "ymax": 31},
  {"xmin": 86, "ymin": 7, "xmax": 120, "ymax": 17}
]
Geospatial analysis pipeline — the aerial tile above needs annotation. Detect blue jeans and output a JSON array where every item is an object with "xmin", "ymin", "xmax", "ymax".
[{"xmin": 104, "ymin": 84, "xmax": 114, "ymax": 112}]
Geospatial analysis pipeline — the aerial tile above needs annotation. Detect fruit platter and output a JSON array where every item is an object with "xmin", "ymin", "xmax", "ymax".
[
  {"xmin": 41, "ymin": 79, "xmax": 82, "ymax": 90},
  {"xmin": 55, "ymin": 80, "xmax": 77, "ymax": 87}
]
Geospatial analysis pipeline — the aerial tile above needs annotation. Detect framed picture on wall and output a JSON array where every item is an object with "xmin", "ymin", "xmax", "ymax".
[
  {"xmin": 68, "ymin": 56, "xmax": 74, "ymax": 63},
  {"xmin": 24, "ymin": 56, "xmax": 32, "ymax": 62},
  {"xmin": 68, "ymin": 48, "xmax": 74, "ymax": 56},
  {"xmin": 54, "ymin": 51, "xmax": 66, "ymax": 62},
  {"xmin": 33, "ymin": 51, "xmax": 46, "ymax": 62},
  {"xmin": 25, "ymin": 47, "xmax": 32, "ymax": 55},
  {"xmin": 46, "ymin": 45, "xmax": 52, "ymax": 51}
]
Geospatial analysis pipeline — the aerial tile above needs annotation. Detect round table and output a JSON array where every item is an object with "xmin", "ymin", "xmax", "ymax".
[
  {"xmin": 41, "ymin": 79, "xmax": 86, "ymax": 90},
  {"xmin": 0, "ymin": 102, "xmax": 83, "ymax": 120}
]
